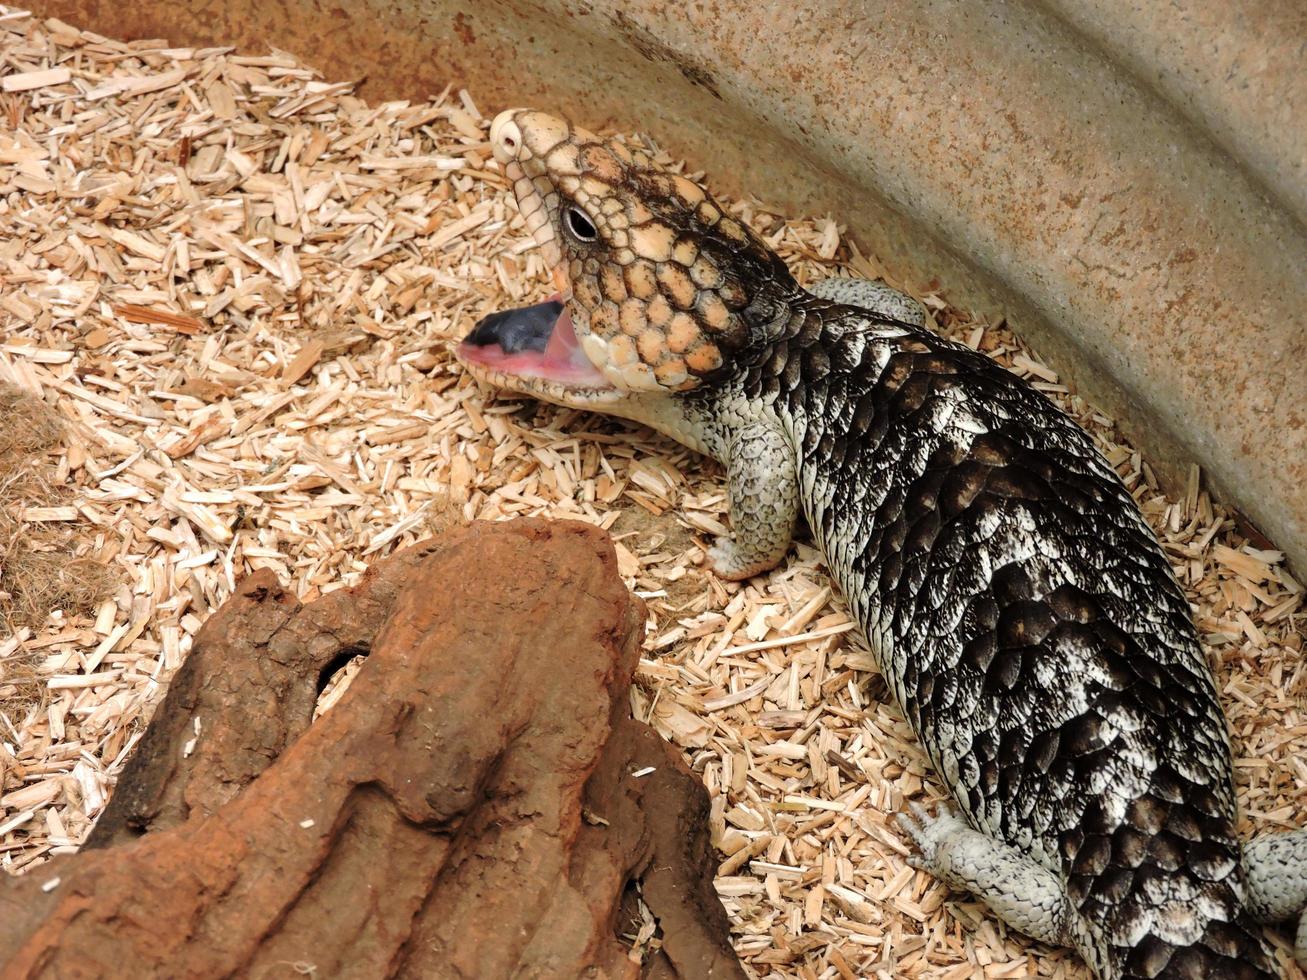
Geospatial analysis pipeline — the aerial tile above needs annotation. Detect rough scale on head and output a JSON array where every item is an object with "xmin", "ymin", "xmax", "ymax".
[{"xmin": 486, "ymin": 109, "xmax": 796, "ymax": 398}]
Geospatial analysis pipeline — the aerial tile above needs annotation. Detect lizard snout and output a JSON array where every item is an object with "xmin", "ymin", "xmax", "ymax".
[{"xmin": 489, "ymin": 111, "xmax": 524, "ymax": 164}]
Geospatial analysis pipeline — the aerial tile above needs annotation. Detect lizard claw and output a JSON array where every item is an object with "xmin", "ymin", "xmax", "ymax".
[
  {"xmin": 896, "ymin": 800, "xmax": 962, "ymax": 870},
  {"xmin": 896, "ymin": 804, "xmax": 931, "ymax": 859}
]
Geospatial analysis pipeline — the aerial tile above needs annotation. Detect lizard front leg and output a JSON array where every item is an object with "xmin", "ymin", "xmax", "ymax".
[{"xmin": 707, "ymin": 420, "xmax": 799, "ymax": 581}]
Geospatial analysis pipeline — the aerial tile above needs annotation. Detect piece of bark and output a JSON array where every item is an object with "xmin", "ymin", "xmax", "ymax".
[
  {"xmin": 0, "ymin": 520, "xmax": 744, "ymax": 979},
  {"xmin": 85, "ymin": 538, "xmax": 448, "ymax": 848}
]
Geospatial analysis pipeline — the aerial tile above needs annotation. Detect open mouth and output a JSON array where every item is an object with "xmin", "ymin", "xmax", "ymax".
[
  {"xmin": 456, "ymin": 291, "xmax": 614, "ymax": 392},
  {"xmin": 456, "ymin": 120, "xmax": 616, "ymax": 399}
]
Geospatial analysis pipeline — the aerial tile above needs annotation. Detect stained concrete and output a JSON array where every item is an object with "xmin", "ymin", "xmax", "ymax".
[
  {"xmin": 1036, "ymin": 0, "xmax": 1307, "ymax": 230},
  {"xmin": 25, "ymin": 0, "xmax": 1307, "ymax": 574}
]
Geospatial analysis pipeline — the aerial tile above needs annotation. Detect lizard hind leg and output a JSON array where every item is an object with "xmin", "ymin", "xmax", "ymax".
[
  {"xmin": 1242, "ymin": 826, "xmax": 1307, "ymax": 967},
  {"xmin": 897, "ymin": 802, "xmax": 1073, "ymax": 948}
]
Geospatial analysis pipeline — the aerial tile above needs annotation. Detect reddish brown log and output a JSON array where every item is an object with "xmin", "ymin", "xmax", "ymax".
[{"xmin": 0, "ymin": 520, "xmax": 743, "ymax": 979}]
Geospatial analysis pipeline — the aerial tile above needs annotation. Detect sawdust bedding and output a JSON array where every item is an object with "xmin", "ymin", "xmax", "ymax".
[{"xmin": 1, "ymin": 8, "xmax": 1304, "ymax": 977}]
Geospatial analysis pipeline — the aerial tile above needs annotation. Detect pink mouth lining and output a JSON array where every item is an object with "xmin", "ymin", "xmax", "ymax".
[{"xmin": 457, "ymin": 292, "xmax": 612, "ymax": 389}]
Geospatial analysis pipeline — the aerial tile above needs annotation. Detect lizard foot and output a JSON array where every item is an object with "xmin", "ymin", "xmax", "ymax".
[
  {"xmin": 707, "ymin": 535, "xmax": 783, "ymax": 582},
  {"xmin": 896, "ymin": 801, "xmax": 970, "ymax": 874}
]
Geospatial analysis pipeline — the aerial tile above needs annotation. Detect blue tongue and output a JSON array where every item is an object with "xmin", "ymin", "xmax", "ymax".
[{"xmin": 464, "ymin": 300, "xmax": 566, "ymax": 354}]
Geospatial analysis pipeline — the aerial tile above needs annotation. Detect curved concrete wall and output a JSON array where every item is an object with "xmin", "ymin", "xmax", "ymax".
[
  {"xmin": 28, "ymin": 0, "xmax": 1307, "ymax": 574},
  {"xmin": 1037, "ymin": 0, "xmax": 1307, "ymax": 229}
]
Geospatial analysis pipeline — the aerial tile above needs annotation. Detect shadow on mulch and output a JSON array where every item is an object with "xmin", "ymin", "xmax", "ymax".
[{"xmin": 0, "ymin": 383, "xmax": 116, "ymax": 717}]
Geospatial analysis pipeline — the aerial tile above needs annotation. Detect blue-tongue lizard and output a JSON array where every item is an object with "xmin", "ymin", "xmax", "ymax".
[{"xmin": 455, "ymin": 109, "xmax": 1307, "ymax": 979}]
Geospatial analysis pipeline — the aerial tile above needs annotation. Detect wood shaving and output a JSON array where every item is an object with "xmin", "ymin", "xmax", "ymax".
[{"xmin": 1, "ymin": 8, "xmax": 1303, "ymax": 977}]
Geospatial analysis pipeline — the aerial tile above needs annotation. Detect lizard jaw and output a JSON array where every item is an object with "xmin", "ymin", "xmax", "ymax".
[
  {"xmin": 455, "ymin": 290, "xmax": 628, "ymax": 408},
  {"xmin": 456, "ymin": 135, "xmax": 636, "ymax": 407}
]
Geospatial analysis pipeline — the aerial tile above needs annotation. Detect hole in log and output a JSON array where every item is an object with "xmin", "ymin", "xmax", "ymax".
[
  {"xmin": 313, "ymin": 645, "xmax": 369, "ymax": 718},
  {"xmin": 616, "ymin": 877, "xmax": 664, "ymax": 958}
]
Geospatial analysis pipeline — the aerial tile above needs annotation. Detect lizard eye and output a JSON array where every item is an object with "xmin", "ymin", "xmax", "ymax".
[{"xmin": 563, "ymin": 205, "xmax": 598, "ymax": 243}]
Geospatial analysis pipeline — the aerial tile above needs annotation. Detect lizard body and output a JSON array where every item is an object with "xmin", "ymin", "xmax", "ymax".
[{"xmin": 455, "ymin": 109, "xmax": 1307, "ymax": 979}]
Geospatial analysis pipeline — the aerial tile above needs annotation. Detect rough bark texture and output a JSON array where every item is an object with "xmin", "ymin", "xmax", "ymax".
[{"xmin": 0, "ymin": 519, "xmax": 743, "ymax": 979}]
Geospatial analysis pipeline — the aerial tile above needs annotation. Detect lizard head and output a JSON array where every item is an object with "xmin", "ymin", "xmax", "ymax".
[{"xmin": 456, "ymin": 109, "xmax": 796, "ymax": 413}]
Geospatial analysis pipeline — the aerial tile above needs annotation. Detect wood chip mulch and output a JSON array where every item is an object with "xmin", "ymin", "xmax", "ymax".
[{"xmin": 1, "ymin": 8, "xmax": 1303, "ymax": 977}]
